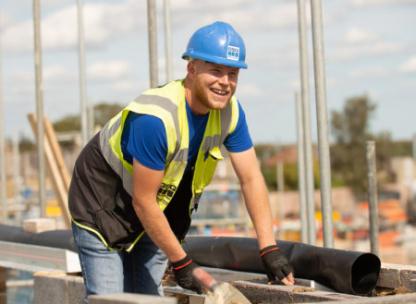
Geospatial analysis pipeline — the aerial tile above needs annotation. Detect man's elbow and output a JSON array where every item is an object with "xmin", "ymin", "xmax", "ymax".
[{"xmin": 132, "ymin": 194, "xmax": 154, "ymax": 216}]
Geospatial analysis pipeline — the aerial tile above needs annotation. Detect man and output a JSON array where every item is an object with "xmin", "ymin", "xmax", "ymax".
[{"xmin": 69, "ymin": 21, "xmax": 294, "ymax": 300}]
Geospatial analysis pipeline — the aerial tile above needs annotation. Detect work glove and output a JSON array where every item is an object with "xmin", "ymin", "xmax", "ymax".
[
  {"xmin": 172, "ymin": 255, "xmax": 203, "ymax": 293},
  {"xmin": 260, "ymin": 244, "xmax": 294, "ymax": 282}
]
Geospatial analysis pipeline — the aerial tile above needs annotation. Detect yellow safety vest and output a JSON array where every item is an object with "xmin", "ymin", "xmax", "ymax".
[{"xmin": 91, "ymin": 79, "xmax": 239, "ymax": 251}]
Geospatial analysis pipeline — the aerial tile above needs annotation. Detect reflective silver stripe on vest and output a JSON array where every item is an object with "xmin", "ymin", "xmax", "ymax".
[
  {"xmin": 220, "ymin": 102, "xmax": 233, "ymax": 143},
  {"xmin": 99, "ymin": 118, "xmax": 134, "ymax": 196},
  {"xmin": 173, "ymin": 148, "xmax": 188, "ymax": 162},
  {"xmin": 201, "ymin": 103, "xmax": 233, "ymax": 153},
  {"xmin": 134, "ymin": 94, "xmax": 180, "ymax": 152},
  {"xmin": 99, "ymin": 94, "xmax": 183, "ymax": 196},
  {"xmin": 202, "ymin": 135, "xmax": 221, "ymax": 153}
]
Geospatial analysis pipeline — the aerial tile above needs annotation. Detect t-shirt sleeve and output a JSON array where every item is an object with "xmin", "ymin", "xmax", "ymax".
[
  {"xmin": 224, "ymin": 101, "xmax": 253, "ymax": 153},
  {"xmin": 125, "ymin": 114, "xmax": 167, "ymax": 170}
]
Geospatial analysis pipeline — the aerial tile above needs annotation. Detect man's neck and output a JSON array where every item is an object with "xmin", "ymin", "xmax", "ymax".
[{"xmin": 184, "ymin": 78, "xmax": 209, "ymax": 115}]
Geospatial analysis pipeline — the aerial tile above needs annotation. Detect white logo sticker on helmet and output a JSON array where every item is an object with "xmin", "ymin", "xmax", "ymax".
[{"xmin": 227, "ymin": 46, "xmax": 240, "ymax": 61}]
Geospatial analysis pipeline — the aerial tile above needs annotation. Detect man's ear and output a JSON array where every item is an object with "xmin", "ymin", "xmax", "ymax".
[{"xmin": 187, "ymin": 60, "xmax": 196, "ymax": 76}]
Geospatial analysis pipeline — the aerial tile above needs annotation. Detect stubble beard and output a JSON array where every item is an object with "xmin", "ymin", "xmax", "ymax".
[{"xmin": 194, "ymin": 82, "xmax": 232, "ymax": 111}]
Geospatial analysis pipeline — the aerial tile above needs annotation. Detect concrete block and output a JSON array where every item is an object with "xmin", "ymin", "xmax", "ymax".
[
  {"xmin": 23, "ymin": 218, "xmax": 56, "ymax": 233},
  {"xmin": 88, "ymin": 293, "xmax": 177, "ymax": 304},
  {"xmin": 307, "ymin": 293, "xmax": 416, "ymax": 304},
  {"xmin": 33, "ymin": 271, "xmax": 84, "ymax": 304},
  {"xmin": 232, "ymin": 280, "xmax": 362, "ymax": 303},
  {"xmin": 378, "ymin": 263, "xmax": 416, "ymax": 291}
]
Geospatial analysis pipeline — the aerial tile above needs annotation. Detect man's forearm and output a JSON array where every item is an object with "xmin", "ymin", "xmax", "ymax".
[
  {"xmin": 241, "ymin": 176, "xmax": 276, "ymax": 249},
  {"xmin": 133, "ymin": 199, "xmax": 186, "ymax": 262}
]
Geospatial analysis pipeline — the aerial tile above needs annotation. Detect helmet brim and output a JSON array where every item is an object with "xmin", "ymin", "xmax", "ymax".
[{"xmin": 182, "ymin": 52, "xmax": 248, "ymax": 69}]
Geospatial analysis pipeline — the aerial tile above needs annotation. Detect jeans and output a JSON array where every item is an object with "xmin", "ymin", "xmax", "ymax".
[{"xmin": 72, "ymin": 223, "xmax": 168, "ymax": 301}]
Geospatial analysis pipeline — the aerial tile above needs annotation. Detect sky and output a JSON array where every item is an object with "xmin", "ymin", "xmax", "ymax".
[{"xmin": 0, "ymin": 0, "xmax": 415, "ymax": 144}]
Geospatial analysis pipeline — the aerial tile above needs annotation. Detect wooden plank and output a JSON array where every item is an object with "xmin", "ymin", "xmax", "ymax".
[
  {"xmin": 28, "ymin": 114, "xmax": 70, "ymax": 227},
  {"xmin": 0, "ymin": 267, "xmax": 6, "ymax": 304},
  {"xmin": 43, "ymin": 117, "xmax": 71, "ymax": 191}
]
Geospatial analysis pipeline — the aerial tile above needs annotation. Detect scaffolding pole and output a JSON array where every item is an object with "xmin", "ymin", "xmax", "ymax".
[
  {"xmin": 77, "ymin": 0, "xmax": 89, "ymax": 146},
  {"xmin": 33, "ymin": 0, "xmax": 46, "ymax": 217},
  {"xmin": 310, "ymin": 0, "xmax": 334, "ymax": 248},
  {"xmin": 297, "ymin": 0, "xmax": 316, "ymax": 245},
  {"xmin": 0, "ymin": 34, "xmax": 6, "ymax": 222},
  {"xmin": 295, "ymin": 92, "xmax": 308, "ymax": 243},
  {"xmin": 366, "ymin": 141, "xmax": 379, "ymax": 256},
  {"xmin": 413, "ymin": 134, "xmax": 416, "ymax": 162},
  {"xmin": 163, "ymin": 0, "xmax": 173, "ymax": 82},
  {"xmin": 147, "ymin": 0, "xmax": 159, "ymax": 88}
]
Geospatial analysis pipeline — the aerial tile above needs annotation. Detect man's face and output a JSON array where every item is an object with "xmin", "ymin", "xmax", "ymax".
[{"xmin": 187, "ymin": 60, "xmax": 239, "ymax": 113}]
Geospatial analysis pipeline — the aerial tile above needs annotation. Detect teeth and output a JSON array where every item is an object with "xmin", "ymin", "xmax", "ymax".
[{"xmin": 211, "ymin": 88, "xmax": 227, "ymax": 96}]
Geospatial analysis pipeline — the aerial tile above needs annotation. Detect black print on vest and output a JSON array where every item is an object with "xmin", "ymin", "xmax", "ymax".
[{"xmin": 157, "ymin": 183, "xmax": 177, "ymax": 198}]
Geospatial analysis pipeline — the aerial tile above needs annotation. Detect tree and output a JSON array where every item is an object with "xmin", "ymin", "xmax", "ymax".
[
  {"xmin": 53, "ymin": 102, "xmax": 123, "ymax": 132},
  {"xmin": 330, "ymin": 95, "xmax": 376, "ymax": 196},
  {"xmin": 93, "ymin": 102, "xmax": 123, "ymax": 128}
]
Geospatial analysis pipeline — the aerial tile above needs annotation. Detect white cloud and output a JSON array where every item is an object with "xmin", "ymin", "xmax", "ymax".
[
  {"xmin": 400, "ymin": 56, "xmax": 416, "ymax": 73},
  {"xmin": 332, "ymin": 42, "xmax": 403, "ymax": 60},
  {"xmin": 345, "ymin": 28, "xmax": 378, "ymax": 44},
  {"xmin": 2, "ymin": 0, "xmax": 145, "ymax": 52},
  {"xmin": 87, "ymin": 60, "xmax": 131, "ymax": 80},
  {"xmin": 112, "ymin": 80, "xmax": 135, "ymax": 91},
  {"xmin": 44, "ymin": 65, "xmax": 74, "ymax": 82},
  {"xmin": 0, "ymin": 11, "xmax": 12, "ymax": 29},
  {"xmin": 8, "ymin": 65, "xmax": 75, "ymax": 88},
  {"xmin": 349, "ymin": 66, "xmax": 389, "ymax": 77},
  {"xmin": 237, "ymin": 83, "xmax": 262, "ymax": 97},
  {"xmin": 172, "ymin": 2, "xmax": 298, "ymax": 31},
  {"xmin": 352, "ymin": 0, "xmax": 416, "ymax": 7}
]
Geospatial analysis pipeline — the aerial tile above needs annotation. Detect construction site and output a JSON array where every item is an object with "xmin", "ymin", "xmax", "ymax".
[{"xmin": 1, "ymin": 0, "xmax": 416, "ymax": 303}]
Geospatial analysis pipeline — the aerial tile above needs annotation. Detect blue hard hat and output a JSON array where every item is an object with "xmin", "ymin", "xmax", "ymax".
[{"xmin": 182, "ymin": 21, "xmax": 247, "ymax": 69}]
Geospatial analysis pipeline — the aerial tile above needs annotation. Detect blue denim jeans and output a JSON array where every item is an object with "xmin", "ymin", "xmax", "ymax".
[{"xmin": 72, "ymin": 223, "xmax": 168, "ymax": 301}]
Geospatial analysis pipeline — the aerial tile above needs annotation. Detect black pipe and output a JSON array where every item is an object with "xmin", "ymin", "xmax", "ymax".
[
  {"xmin": 0, "ymin": 224, "xmax": 76, "ymax": 252},
  {"xmin": 0, "ymin": 225, "xmax": 380, "ymax": 294},
  {"xmin": 183, "ymin": 236, "xmax": 380, "ymax": 295}
]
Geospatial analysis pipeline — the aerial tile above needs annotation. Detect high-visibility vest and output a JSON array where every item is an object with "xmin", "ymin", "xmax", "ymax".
[{"xmin": 95, "ymin": 79, "xmax": 239, "ymax": 251}]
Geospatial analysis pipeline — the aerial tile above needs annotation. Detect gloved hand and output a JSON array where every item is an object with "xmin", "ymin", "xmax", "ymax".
[
  {"xmin": 260, "ymin": 244, "xmax": 294, "ymax": 284},
  {"xmin": 172, "ymin": 255, "xmax": 203, "ymax": 293}
]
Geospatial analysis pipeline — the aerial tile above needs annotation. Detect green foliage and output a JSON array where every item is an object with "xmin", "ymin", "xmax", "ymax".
[
  {"xmin": 52, "ymin": 102, "xmax": 123, "ymax": 132},
  {"xmin": 53, "ymin": 115, "xmax": 81, "ymax": 132},
  {"xmin": 330, "ymin": 95, "xmax": 376, "ymax": 195},
  {"xmin": 18, "ymin": 135, "xmax": 35, "ymax": 152},
  {"xmin": 260, "ymin": 163, "xmax": 299, "ymax": 191},
  {"xmin": 329, "ymin": 95, "xmax": 411, "ymax": 196},
  {"xmin": 93, "ymin": 102, "xmax": 123, "ymax": 128}
]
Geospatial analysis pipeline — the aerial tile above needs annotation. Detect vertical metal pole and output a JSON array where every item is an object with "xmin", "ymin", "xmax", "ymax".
[
  {"xmin": 366, "ymin": 141, "xmax": 379, "ymax": 255},
  {"xmin": 295, "ymin": 92, "xmax": 308, "ymax": 243},
  {"xmin": 412, "ymin": 134, "xmax": 416, "ymax": 161},
  {"xmin": 310, "ymin": 0, "xmax": 334, "ymax": 248},
  {"xmin": 77, "ymin": 0, "xmax": 88, "ymax": 146},
  {"xmin": 147, "ymin": 0, "xmax": 159, "ymax": 88},
  {"xmin": 33, "ymin": 0, "xmax": 46, "ymax": 217},
  {"xmin": 163, "ymin": 0, "xmax": 173, "ymax": 82},
  {"xmin": 88, "ymin": 104, "xmax": 95, "ymax": 137},
  {"xmin": 13, "ymin": 139, "xmax": 22, "ymax": 225},
  {"xmin": 277, "ymin": 162, "xmax": 284, "ymax": 192},
  {"xmin": 297, "ymin": 0, "xmax": 316, "ymax": 245},
  {"xmin": 0, "ymin": 36, "xmax": 7, "ymax": 222}
]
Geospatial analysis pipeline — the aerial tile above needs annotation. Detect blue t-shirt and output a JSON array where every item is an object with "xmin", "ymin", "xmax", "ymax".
[{"xmin": 121, "ymin": 101, "xmax": 253, "ymax": 170}]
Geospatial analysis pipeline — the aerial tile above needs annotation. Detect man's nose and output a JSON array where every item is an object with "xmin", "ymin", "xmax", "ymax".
[{"xmin": 218, "ymin": 73, "xmax": 230, "ymax": 85}]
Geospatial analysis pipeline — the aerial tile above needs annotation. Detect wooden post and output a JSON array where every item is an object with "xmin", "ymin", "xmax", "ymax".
[
  {"xmin": 28, "ymin": 114, "xmax": 70, "ymax": 227},
  {"xmin": 0, "ymin": 267, "xmax": 6, "ymax": 304},
  {"xmin": 43, "ymin": 117, "xmax": 71, "ymax": 191}
]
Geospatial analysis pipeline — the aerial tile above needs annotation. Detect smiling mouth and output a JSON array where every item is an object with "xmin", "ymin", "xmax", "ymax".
[{"xmin": 210, "ymin": 88, "xmax": 229, "ymax": 96}]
